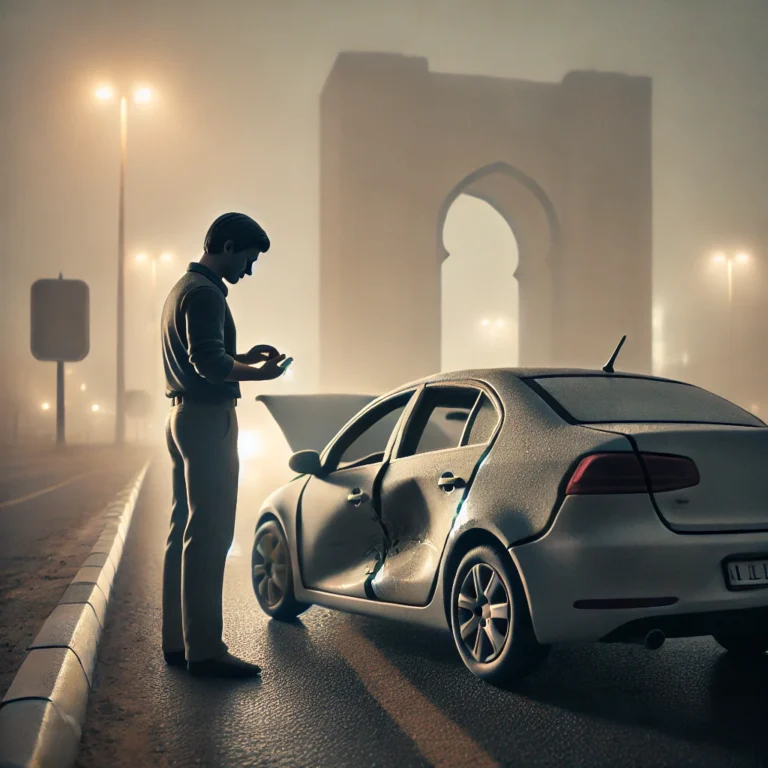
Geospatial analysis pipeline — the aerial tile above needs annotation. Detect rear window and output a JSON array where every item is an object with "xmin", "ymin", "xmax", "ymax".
[{"xmin": 527, "ymin": 376, "xmax": 764, "ymax": 427}]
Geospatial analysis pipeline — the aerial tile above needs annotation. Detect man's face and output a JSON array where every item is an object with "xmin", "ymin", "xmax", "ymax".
[{"xmin": 222, "ymin": 244, "xmax": 261, "ymax": 284}]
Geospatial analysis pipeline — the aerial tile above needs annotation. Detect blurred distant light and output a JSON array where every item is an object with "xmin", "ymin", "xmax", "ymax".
[
  {"xmin": 133, "ymin": 87, "xmax": 152, "ymax": 104},
  {"xmin": 238, "ymin": 429, "xmax": 263, "ymax": 460},
  {"xmin": 160, "ymin": 252, "xmax": 173, "ymax": 262},
  {"xmin": 481, "ymin": 319, "xmax": 490, "ymax": 327},
  {"xmin": 682, "ymin": 352, "xmax": 690, "ymax": 366},
  {"xmin": 136, "ymin": 252, "xmax": 148, "ymax": 263},
  {"xmin": 713, "ymin": 252, "xmax": 727, "ymax": 264},
  {"xmin": 91, "ymin": 404, "xmax": 101, "ymax": 413},
  {"xmin": 80, "ymin": 383, "xmax": 87, "ymax": 392},
  {"xmin": 736, "ymin": 252, "xmax": 750, "ymax": 264},
  {"xmin": 95, "ymin": 85, "xmax": 114, "ymax": 101},
  {"xmin": 41, "ymin": 402, "xmax": 50, "ymax": 411},
  {"xmin": 652, "ymin": 307, "xmax": 663, "ymax": 332},
  {"xmin": 65, "ymin": 367, "xmax": 73, "ymax": 376},
  {"xmin": 496, "ymin": 318, "xmax": 504, "ymax": 327}
]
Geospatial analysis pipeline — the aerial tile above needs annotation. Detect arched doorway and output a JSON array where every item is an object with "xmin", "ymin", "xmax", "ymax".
[
  {"xmin": 319, "ymin": 54, "xmax": 653, "ymax": 393},
  {"xmin": 441, "ymin": 194, "xmax": 520, "ymax": 371}
]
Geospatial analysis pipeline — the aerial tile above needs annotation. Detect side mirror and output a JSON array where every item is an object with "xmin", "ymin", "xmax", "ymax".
[{"xmin": 289, "ymin": 449, "xmax": 322, "ymax": 476}]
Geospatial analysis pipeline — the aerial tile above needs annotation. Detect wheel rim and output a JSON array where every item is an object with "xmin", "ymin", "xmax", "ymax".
[
  {"xmin": 457, "ymin": 563, "xmax": 511, "ymax": 664},
  {"xmin": 252, "ymin": 530, "xmax": 288, "ymax": 608}
]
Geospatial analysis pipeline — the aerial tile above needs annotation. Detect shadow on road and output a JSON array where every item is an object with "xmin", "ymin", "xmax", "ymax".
[{"xmin": 346, "ymin": 614, "xmax": 768, "ymax": 764}]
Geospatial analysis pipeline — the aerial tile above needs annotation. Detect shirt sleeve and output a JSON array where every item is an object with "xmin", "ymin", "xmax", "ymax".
[{"xmin": 182, "ymin": 287, "xmax": 235, "ymax": 382}]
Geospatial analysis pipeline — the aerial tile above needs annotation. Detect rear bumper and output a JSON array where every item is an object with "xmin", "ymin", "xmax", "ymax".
[{"xmin": 510, "ymin": 494, "xmax": 768, "ymax": 644}]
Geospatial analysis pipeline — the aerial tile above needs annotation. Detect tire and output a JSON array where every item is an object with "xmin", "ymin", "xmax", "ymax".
[
  {"xmin": 252, "ymin": 519, "xmax": 310, "ymax": 620},
  {"xmin": 450, "ymin": 544, "xmax": 549, "ymax": 685},
  {"xmin": 713, "ymin": 632, "xmax": 768, "ymax": 656}
]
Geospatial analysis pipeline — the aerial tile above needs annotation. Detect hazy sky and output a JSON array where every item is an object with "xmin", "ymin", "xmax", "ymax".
[{"xmin": 2, "ymin": 0, "xmax": 767, "ymax": 432}]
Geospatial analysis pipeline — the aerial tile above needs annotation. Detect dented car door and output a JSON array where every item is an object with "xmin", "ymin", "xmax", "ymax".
[
  {"xmin": 371, "ymin": 385, "xmax": 502, "ymax": 606},
  {"xmin": 297, "ymin": 390, "xmax": 416, "ymax": 598}
]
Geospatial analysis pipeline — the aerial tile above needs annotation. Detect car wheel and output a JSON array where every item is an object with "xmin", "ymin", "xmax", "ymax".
[
  {"xmin": 713, "ymin": 632, "xmax": 768, "ymax": 656},
  {"xmin": 450, "ymin": 544, "xmax": 549, "ymax": 685},
  {"xmin": 252, "ymin": 519, "xmax": 310, "ymax": 620}
]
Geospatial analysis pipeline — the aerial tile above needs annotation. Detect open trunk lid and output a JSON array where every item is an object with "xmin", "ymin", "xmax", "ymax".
[{"xmin": 590, "ymin": 423, "xmax": 768, "ymax": 533}]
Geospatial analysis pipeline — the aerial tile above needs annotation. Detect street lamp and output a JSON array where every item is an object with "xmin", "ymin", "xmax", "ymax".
[{"xmin": 95, "ymin": 82, "xmax": 154, "ymax": 445}]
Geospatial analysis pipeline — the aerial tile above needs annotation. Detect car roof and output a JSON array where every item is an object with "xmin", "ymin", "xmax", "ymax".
[{"xmin": 392, "ymin": 367, "xmax": 681, "ymax": 392}]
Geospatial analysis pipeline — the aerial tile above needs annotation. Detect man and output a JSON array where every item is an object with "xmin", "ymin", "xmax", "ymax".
[{"xmin": 161, "ymin": 212, "xmax": 286, "ymax": 678}]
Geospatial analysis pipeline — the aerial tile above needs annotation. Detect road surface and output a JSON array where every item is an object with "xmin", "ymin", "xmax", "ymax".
[
  {"xmin": 0, "ymin": 444, "xmax": 149, "ymax": 694},
  {"xmin": 74, "ymin": 449, "xmax": 768, "ymax": 768}
]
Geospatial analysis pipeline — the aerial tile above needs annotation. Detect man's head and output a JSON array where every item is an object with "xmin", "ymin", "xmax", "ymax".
[{"xmin": 203, "ymin": 212, "xmax": 270, "ymax": 284}]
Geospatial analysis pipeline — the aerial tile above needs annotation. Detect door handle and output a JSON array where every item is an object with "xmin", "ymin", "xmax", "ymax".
[
  {"xmin": 438, "ymin": 473, "xmax": 465, "ymax": 492},
  {"xmin": 347, "ymin": 488, "xmax": 368, "ymax": 506}
]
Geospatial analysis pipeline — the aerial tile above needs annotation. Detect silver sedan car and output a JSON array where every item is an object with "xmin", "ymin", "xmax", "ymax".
[{"xmin": 251, "ymin": 368, "xmax": 768, "ymax": 684}]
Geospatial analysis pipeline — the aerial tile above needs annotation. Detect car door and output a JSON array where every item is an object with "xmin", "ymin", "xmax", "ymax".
[
  {"xmin": 371, "ymin": 383, "xmax": 502, "ymax": 606},
  {"xmin": 298, "ymin": 389, "xmax": 417, "ymax": 598}
]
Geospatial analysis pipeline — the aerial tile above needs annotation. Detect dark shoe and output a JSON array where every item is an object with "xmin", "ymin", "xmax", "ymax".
[
  {"xmin": 164, "ymin": 650, "xmax": 187, "ymax": 667},
  {"xmin": 188, "ymin": 651, "xmax": 262, "ymax": 678}
]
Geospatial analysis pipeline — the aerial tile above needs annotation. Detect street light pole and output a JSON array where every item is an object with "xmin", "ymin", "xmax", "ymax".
[
  {"xmin": 96, "ymin": 82, "xmax": 153, "ymax": 444},
  {"xmin": 116, "ymin": 95, "xmax": 127, "ymax": 445}
]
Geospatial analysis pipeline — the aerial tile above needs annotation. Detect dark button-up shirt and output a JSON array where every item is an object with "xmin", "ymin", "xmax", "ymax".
[{"xmin": 161, "ymin": 263, "xmax": 241, "ymax": 402}]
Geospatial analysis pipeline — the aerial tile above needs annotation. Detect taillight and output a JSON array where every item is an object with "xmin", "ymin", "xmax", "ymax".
[
  {"xmin": 640, "ymin": 453, "xmax": 700, "ymax": 492},
  {"xmin": 565, "ymin": 452, "xmax": 699, "ymax": 495}
]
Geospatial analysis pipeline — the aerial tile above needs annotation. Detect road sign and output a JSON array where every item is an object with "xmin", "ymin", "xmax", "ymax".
[{"xmin": 31, "ymin": 277, "xmax": 90, "ymax": 362}]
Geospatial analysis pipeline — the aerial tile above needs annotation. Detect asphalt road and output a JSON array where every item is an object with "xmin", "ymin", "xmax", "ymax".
[
  {"xmin": 0, "ymin": 443, "xmax": 150, "ymax": 695},
  {"xmin": 73, "ymin": 447, "xmax": 768, "ymax": 768}
]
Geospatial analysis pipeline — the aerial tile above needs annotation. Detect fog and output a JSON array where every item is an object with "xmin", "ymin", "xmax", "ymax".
[{"xmin": 1, "ymin": 0, "xmax": 767, "ymax": 444}]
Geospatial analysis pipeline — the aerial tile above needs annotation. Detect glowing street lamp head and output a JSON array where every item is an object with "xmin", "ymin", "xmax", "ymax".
[
  {"xmin": 136, "ymin": 252, "xmax": 148, "ymax": 263},
  {"xmin": 80, "ymin": 383, "xmax": 87, "ymax": 392},
  {"xmin": 736, "ymin": 252, "xmax": 750, "ymax": 264},
  {"xmin": 95, "ymin": 85, "xmax": 114, "ymax": 101},
  {"xmin": 160, "ymin": 252, "xmax": 173, "ymax": 263},
  {"xmin": 481, "ymin": 318, "xmax": 490, "ymax": 327},
  {"xmin": 91, "ymin": 404, "xmax": 101, "ymax": 413},
  {"xmin": 41, "ymin": 402, "xmax": 50, "ymax": 411},
  {"xmin": 133, "ymin": 87, "xmax": 152, "ymax": 105},
  {"xmin": 713, "ymin": 251, "xmax": 727, "ymax": 265}
]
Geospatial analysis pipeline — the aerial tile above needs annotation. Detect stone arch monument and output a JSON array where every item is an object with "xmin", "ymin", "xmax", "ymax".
[{"xmin": 319, "ymin": 53, "xmax": 652, "ymax": 393}]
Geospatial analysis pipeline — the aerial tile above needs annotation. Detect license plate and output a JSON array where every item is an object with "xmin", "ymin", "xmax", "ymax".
[{"xmin": 726, "ymin": 559, "xmax": 768, "ymax": 588}]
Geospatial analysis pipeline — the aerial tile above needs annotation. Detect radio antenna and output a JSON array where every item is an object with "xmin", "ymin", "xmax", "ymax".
[{"xmin": 602, "ymin": 335, "xmax": 627, "ymax": 374}]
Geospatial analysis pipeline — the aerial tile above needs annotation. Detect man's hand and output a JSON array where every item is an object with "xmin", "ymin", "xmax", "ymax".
[
  {"xmin": 256, "ymin": 354, "xmax": 287, "ymax": 381},
  {"xmin": 237, "ymin": 344, "xmax": 280, "ymax": 365}
]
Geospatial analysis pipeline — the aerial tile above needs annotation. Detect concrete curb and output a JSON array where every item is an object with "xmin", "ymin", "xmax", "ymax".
[{"xmin": 0, "ymin": 461, "xmax": 151, "ymax": 768}]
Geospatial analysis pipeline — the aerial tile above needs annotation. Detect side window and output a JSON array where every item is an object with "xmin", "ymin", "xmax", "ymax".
[
  {"xmin": 332, "ymin": 393, "xmax": 413, "ymax": 469},
  {"xmin": 461, "ymin": 394, "xmax": 500, "ymax": 447},
  {"xmin": 399, "ymin": 386, "xmax": 481, "ymax": 459}
]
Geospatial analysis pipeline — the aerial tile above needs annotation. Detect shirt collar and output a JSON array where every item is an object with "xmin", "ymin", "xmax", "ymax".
[{"xmin": 187, "ymin": 262, "xmax": 228, "ymax": 297}]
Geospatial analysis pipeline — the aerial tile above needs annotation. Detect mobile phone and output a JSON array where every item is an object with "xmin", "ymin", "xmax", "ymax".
[{"xmin": 279, "ymin": 357, "xmax": 294, "ymax": 370}]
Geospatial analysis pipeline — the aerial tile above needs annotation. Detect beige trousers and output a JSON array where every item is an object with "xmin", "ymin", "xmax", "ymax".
[{"xmin": 162, "ymin": 401, "xmax": 239, "ymax": 662}]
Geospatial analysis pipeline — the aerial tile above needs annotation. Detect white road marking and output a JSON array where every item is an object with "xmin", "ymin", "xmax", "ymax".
[{"xmin": 0, "ymin": 470, "xmax": 96, "ymax": 510}]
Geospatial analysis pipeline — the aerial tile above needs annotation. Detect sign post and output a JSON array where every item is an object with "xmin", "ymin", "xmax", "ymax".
[{"xmin": 31, "ymin": 275, "xmax": 90, "ymax": 446}]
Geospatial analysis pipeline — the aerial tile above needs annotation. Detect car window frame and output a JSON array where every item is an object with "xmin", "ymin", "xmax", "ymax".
[
  {"xmin": 319, "ymin": 388, "xmax": 419, "ymax": 474},
  {"xmin": 392, "ymin": 380, "xmax": 503, "ymax": 461}
]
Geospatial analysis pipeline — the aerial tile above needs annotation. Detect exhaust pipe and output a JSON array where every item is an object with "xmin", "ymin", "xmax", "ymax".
[{"xmin": 625, "ymin": 629, "xmax": 666, "ymax": 650}]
